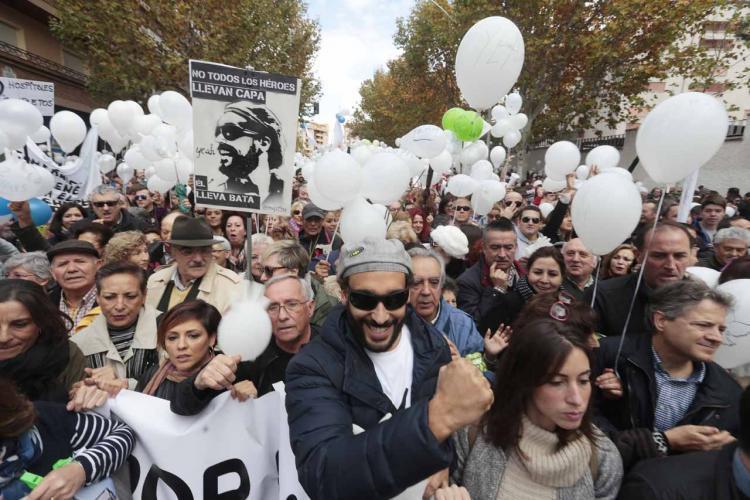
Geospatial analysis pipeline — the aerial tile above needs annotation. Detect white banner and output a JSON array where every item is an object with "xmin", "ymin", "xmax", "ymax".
[
  {"xmin": 108, "ymin": 385, "xmax": 308, "ymax": 500},
  {"xmin": 0, "ymin": 77, "xmax": 54, "ymax": 116}
]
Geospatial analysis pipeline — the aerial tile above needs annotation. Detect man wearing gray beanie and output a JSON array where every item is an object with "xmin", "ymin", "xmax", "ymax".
[{"xmin": 285, "ymin": 237, "xmax": 494, "ymax": 499}]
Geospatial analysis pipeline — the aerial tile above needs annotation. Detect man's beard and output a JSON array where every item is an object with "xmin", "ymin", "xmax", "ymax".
[
  {"xmin": 346, "ymin": 305, "xmax": 405, "ymax": 353},
  {"xmin": 217, "ymin": 142, "xmax": 260, "ymax": 177}
]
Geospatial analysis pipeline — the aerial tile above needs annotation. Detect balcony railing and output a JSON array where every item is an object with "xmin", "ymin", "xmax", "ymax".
[
  {"xmin": 529, "ymin": 134, "xmax": 627, "ymax": 151},
  {"xmin": 727, "ymin": 121, "xmax": 746, "ymax": 140},
  {"xmin": 0, "ymin": 40, "xmax": 88, "ymax": 84}
]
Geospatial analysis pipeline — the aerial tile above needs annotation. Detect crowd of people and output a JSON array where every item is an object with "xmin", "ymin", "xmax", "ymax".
[{"xmin": 1, "ymin": 164, "xmax": 750, "ymax": 500}]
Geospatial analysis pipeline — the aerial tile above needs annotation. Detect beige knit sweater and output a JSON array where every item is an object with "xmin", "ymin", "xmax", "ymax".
[{"xmin": 496, "ymin": 417, "xmax": 592, "ymax": 500}]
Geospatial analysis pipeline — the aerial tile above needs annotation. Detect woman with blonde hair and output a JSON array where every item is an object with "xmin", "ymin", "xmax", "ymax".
[
  {"xmin": 386, "ymin": 221, "xmax": 419, "ymax": 246},
  {"xmin": 102, "ymin": 230, "xmax": 150, "ymax": 270},
  {"xmin": 601, "ymin": 243, "xmax": 637, "ymax": 279}
]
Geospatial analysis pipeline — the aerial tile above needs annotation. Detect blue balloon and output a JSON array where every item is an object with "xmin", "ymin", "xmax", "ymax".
[
  {"xmin": 28, "ymin": 198, "xmax": 53, "ymax": 226},
  {"xmin": 0, "ymin": 197, "xmax": 10, "ymax": 217},
  {"xmin": 336, "ymin": 113, "xmax": 345, "ymax": 124}
]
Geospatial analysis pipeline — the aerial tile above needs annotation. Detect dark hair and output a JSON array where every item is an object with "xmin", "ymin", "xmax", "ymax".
[
  {"xmin": 719, "ymin": 255, "xmax": 750, "ymax": 284},
  {"xmin": 95, "ymin": 261, "xmax": 147, "ymax": 293},
  {"xmin": 70, "ymin": 221, "xmax": 115, "ymax": 248},
  {"xmin": 483, "ymin": 217, "xmax": 515, "ymax": 240},
  {"xmin": 515, "ymin": 294, "xmax": 596, "ymax": 336},
  {"xmin": 632, "ymin": 220, "xmax": 692, "ymax": 251},
  {"xmin": 517, "ymin": 205, "xmax": 543, "ymax": 222},
  {"xmin": 156, "ymin": 300, "xmax": 221, "ymax": 350},
  {"xmin": 0, "ymin": 378, "xmax": 36, "ymax": 438},
  {"xmin": 221, "ymin": 211, "xmax": 247, "ymax": 239},
  {"xmin": 442, "ymin": 276, "xmax": 457, "ymax": 293},
  {"xmin": 701, "ymin": 193, "xmax": 727, "ymax": 210},
  {"xmin": 483, "ymin": 319, "xmax": 596, "ymax": 452},
  {"xmin": 48, "ymin": 202, "xmax": 87, "ymax": 237},
  {"xmin": 438, "ymin": 194, "xmax": 456, "ymax": 215},
  {"xmin": 0, "ymin": 280, "xmax": 72, "ymax": 342},
  {"xmin": 526, "ymin": 246, "xmax": 565, "ymax": 278},
  {"xmin": 128, "ymin": 183, "xmax": 148, "ymax": 195},
  {"xmin": 601, "ymin": 244, "xmax": 637, "ymax": 279}
]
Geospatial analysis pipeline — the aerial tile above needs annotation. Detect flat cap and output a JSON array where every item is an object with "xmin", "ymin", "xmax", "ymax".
[
  {"xmin": 47, "ymin": 240, "xmax": 100, "ymax": 261},
  {"xmin": 338, "ymin": 238, "xmax": 412, "ymax": 279},
  {"xmin": 302, "ymin": 203, "xmax": 326, "ymax": 220}
]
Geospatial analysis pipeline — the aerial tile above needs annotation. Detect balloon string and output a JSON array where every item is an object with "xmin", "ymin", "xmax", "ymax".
[
  {"xmin": 613, "ymin": 187, "xmax": 668, "ymax": 378},
  {"xmin": 590, "ymin": 258, "xmax": 601, "ymax": 308},
  {"xmin": 324, "ymin": 216, "xmax": 341, "ymax": 260}
]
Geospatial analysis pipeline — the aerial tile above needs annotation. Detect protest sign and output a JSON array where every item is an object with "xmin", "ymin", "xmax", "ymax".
[
  {"xmin": 108, "ymin": 385, "xmax": 309, "ymax": 500},
  {"xmin": 0, "ymin": 77, "xmax": 54, "ymax": 116},
  {"xmin": 189, "ymin": 60, "xmax": 300, "ymax": 215}
]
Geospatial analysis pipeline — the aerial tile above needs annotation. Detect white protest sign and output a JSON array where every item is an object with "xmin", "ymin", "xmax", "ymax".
[
  {"xmin": 189, "ymin": 60, "xmax": 300, "ymax": 215},
  {"xmin": 0, "ymin": 77, "xmax": 54, "ymax": 116},
  {"xmin": 108, "ymin": 386, "xmax": 308, "ymax": 500}
]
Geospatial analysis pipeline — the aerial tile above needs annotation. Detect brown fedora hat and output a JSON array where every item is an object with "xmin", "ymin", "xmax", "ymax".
[{"xmin": 166, "ymin": 216, "xmax": 216, "ymax": 247}]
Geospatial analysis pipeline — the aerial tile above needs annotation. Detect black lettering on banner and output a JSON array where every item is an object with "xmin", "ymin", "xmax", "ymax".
[
  {"xmin": 142, "ymin": 465, "xmax": 194, "ymax": 500},
  {"xmin": 203, "ymin": 459, "xmax": 251, "ymax": 499},
  {"xmin": 127, "ymin": 456, "xmax": 140, "ymax": 494}
]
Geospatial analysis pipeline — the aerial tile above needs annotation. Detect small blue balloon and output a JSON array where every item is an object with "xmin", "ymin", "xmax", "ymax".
[
  {"xmin": 336, "ymin": 113, "xmax": 345, "ymax": 124},
  {"xmin": 28, "ymin": 198, "xmax": 53, "ymax": 226},
  {"xmin": 0, "ymin": 197, "xmax": 10, "ymax": 217}
]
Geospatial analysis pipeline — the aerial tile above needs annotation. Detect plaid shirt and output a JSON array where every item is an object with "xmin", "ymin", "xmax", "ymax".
[
  {"xmin": 652, "ymin": 347, "xmax": 706, "ymax": 432},
  {"xmin": 60, "ymin": 285, "xmax": 98, "ymax": 331}
]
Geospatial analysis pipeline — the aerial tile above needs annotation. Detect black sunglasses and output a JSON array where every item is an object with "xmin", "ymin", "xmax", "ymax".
[
  {"xmin": 348, "ymin": 289, "xmax": 409, "ymax": 311},
  {"xmin": 93, "ymin": 200, "xmax": 118, "ymax": 208},
  {"xmin": 215, "ymin": 123, "xmax": 258, "ymax": 141},
  {"xmin": 455, "ymin": 206, "xmax": 471, "ymax": 212},
  {"xmin": 134, "ymin": 195, "xmax": 149, "ymax": 201},
  {"xmin": 504, "ymin": 200, "xmax": 522, "ymax": 207},
  {"xmin": 292, "ymin": 210, "xmax": 301, "ymax": 215},
  {"xmin": 521, "ymin": 216, "xmax": 540, "ymax": 224}
]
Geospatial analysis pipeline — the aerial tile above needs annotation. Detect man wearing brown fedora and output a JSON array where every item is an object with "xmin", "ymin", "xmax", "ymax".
[{"xmin": 146, "ymin": 216, "xmax": 243, "ymax": 313}]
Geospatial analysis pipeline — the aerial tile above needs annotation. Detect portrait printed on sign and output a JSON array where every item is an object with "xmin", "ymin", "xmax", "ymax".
[{"xmin": 190, "ymin": 60, "xmax": 300, "ymax": 215}]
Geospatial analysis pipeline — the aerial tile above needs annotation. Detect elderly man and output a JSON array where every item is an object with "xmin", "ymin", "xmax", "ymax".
[
  {"xmin": 148, "ymin": 210, "xmax": 186, "ymax": 268},
  {"xmin": 408, "ymin": 247, "xmax": 483, "ymax": 357},
  {"xmin": 562, "ymin": 238, "xmax": 598, "ymax": 300},
  {"xmin": 146, "ymin": 216, "xmax": 242, "ymax": 313},
  {"xmin": 211, "ymin": 236, "xmax": 231, "ymax": 268},
  {"xmin": 594, "ymin": 280, "xmax": 740, "ymax": 470},
  {"xmin": 697, "ymin": 226, "xmax": 750, "ymax": 271},
  {"xmin": 89, "ymin": 185, "xmax": 148, "ymax": 233},
  {"xmin": 298, "ymin": 203, "xmax": 342, "ymax": 264},
  {"xmin": 284, "ymin": 238, "xmax": 493, "ymax": 498},
  {"xmin": 588, "ymin": 221, "xmax": 692, "ymax": 337},
  {"xmin": 172, "ymin": 275, "xmax": 317, "ymax": 415},
  {"xmin": 3, "ymin": 251, "xmax": 52, "ymax": 287},
  {"xmin": 214, "ymin": 102, "xmax": 284, "ymax": 209},
  {"xmin": 47, "ymin": 240, "xmax": 102, "ymax": 333},
  {"xmin": 457, "ymin": 218, "xmax": 519, "ymax": 323}
]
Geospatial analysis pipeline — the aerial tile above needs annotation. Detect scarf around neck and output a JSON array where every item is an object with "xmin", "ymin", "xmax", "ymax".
[{"xmin": 142, "ymin": 351, "xmax": 215, "ymax": 396}]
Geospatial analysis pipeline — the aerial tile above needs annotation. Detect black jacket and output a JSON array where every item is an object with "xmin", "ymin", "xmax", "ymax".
[
  {"xmin": 697, "ymin": 251, "xmax": 724, "ymax": 272},
  {"xmin": 618, "ymin": 443, "xmax": 749, "ymax": 500},
  {"xmin": 285, "ymin": 305, "xmax": 453, "ymax": 499},
  {"xmin": 456, "ymin": 255, "xmax": 519, "ymax": 325},
  {"xmin": 587, "ymin": 273, "xmax": 650, "ymax": 337},
  {"xmin": 594, "ymin": 333, "xmax": 741, "ymax": 469}
]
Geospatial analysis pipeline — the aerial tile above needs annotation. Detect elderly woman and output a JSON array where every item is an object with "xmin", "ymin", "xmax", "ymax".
[
  {"xmin": 0, "ymin": 280, "xmax": 85, "ymax": 402},
  {"xmin": 289, "ymin": 200, "xmax": 306, "ymax": 236},
  {"xmin": 102, "ymin": 230, "xmax": 150, "ymax": 270},
  {"xmin": 430, "ymin": 224, "xmax": 469, "ymax": 279},
  {"xmin": 2, "ymin": 251, "xmax": 52, "ymax": 287}
]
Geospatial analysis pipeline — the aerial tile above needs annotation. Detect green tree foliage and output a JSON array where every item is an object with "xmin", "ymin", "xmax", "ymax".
[
  {"xmin": 351, "ymin": 0, "xmax": 744, "ymax": 146},
  {"xmin": 51, "ymin": 0, "xmax": 321, "ymax": 112}
]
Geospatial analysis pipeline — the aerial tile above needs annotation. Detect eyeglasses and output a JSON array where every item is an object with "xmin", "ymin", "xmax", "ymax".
[
  {"xmin": 175, "ymin": 246, "xmax": 213, "ymax": 256},
  {"xmin": 134, "ymin": 195, "xmax": 150, "ymax": 201},
  {"xmin": 262, "ymin": 265, "xmax": 289, "ymax": 277},
  {"xmin": 292, "ymin": 210, "xmax": 301, "ymax": 215},
  {"xmin": 348, "ymin": 289, "xmax": 409, "ymax": 311},
  {"xmin": 92, "ymin": 200, "xmax": 119, "ymax": 208},
  {"xmin": 549, "ymin": 291, "xmax": 575, "ymax": 322},
  {"xmin": 267, "ymin": 300, "xmax": 307, "ymax": 316},
  {"xmin": 455, "ymin": 206, "xmax": 471, "ymax": 212},
  {"xmin": 521, "ymin": 216, "xmax": 541, "ymax": 224},
  {"xmin": 504, "ymin": 200, "xmax": 522, "ymax": 207}
]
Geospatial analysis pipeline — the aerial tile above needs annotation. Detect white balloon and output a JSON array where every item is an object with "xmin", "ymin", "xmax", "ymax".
[
  {"xmin": 600, "ymin": 167, "xmax": 632, "ymax": 181},
  {"xmin": 636, "ymin": 92, "xmax": 728, "ymax": 184},
  {"xmin": 491, "ymin": 119, "xmax": 513, "ymax": 138},
  {"xmin": 98, "ymin": 153, "xmax": 117, "ymax": 174},
  {"xmin": 714, "ymin": 280, "xmax": 750, "ymax": 369},
  {"xmin": 153, "ymin": 158, "xmax": 177, "ymax": 182},
  {"xmin": 147, "ymin": 174, "xmax": 175, "ymax": 194},
  {"xmin": 159, "ymin": 91, "xmax": 192, "ymax": 127},
  {"xmin": 0, "ymin": 98, "xmax": 43, "ymax": 139},
  {"xmin": 30, "ymin": 165, "xmax": 55, "ymax": 198},
  {"xmin": 470, "ymin": 160, "xmax": 494, "ymax": 181},
  {"xmin": 502, "ymin": 130, "xmax": 522, "ymax": 149},
  {"xmin": 472, "ymin": 180, "xmax": 506, "ymax": 215},
  {"xmin": 218, "ymin": 300, "xmax": 272, "ymax": 362},
  {"xmin": 174, "ymin": 157, "xmax": 193, "ymax": 184},
  {"xmin": 542, "ymin": 177, "xmax": 567, "ymax": 193},
  {"xmin": 490, "ymin": 146, "xmax": 507, "ymax": 168},
  {"xmin": 397, "ymin": 149, "xmax": 428, "ymax": 178},
  {"xmin": 446, "ymin": 174, "xmax": 479, "ymax": 197},
  {"xmin": 133, "ymin": 114, "xmax": 162, "ymax": 136},
  {"xmin": 144, "ymin": 166, "xmax": 156, "ymax": 179},
  {"xmin": 116, "ymin": 162, "xmax": 134, "ymax": 184},
  {"xmin": 147, "ymin": 95, "xmax": 162, "ymax": 117},
  {"xmin": 89, "ymin": 108, "xmax": 108, "ymax": 127},
  {"xmin": 571, "ymin": 173, "xmax": 642, "ymax": 255},
  {"xmin": 123, "ymin": 146, "xmax": 150, "ymax": 171},
  {"xmin": 544, "ymin": 141, "xmax": 580, "ymax": 179},
  {"xmin": 107, "ymin": 100, "xmax": 135, "ymax": 135},
  {"xmin": 400, "ymin": 125, "xmax": 447, "ymax": 159},
  {"xmin": 508, "ymin": 112, "xmax": 528, "ymax": 130},
  {"xmin": 340, "ymin": 197, "xmax": 387, "ymax": 244},
  {"xmin": 575, "ymin": 164, "xmax": 590, "ymax": 180},
  {"xmin": 350, "ymin": 144, "xmax": 374, "ymax": 165},
  {"xmin": 585, "ymin": 145, "xmax": 620, "ymax": 169},
  {"xmin": 0, "ymin": 154, "xmax": 37, "ymax": 201},
  {"xmin": 505, "ymin": 92, "xmax": 523, "ymax": 115},
  {"xmin": 361, "ymin": 152, "xmax": 411, "ymax": 204},
  {"xmin": 460, "ymin": 141, "xmax": 488, "ymax": 167},
  {"xmin": 313, "ymin": 150, "xmax": 362, "ymax": 204},
  {"xmin": 50, "ymin": 111, "xmax": 87, "ymax": 153},
  {"xmin": 539, "ymin": 202, "xmax": 555, "ymax": 218},
  {"xmin": 139, "ymin": 134, "xmax": 163, "ymax": 161},
  {"xmin": 0, "ymin": 131, "xmax": 8, "ymax": 151},
  {"xmin": 429, "ymin": 150, "xmax": 453, "ymax": 176},
  {"xmin": 686, "ymin": 266, "xmax": 721, "ymax": 289},
  {"xmin": 29, "ymin": 126, "xmax": 50, "ymax": 143},
  {"xmin": 301, "ymin": 160, "xmax": 315, "ymax": 182},
  {"xmin": 491, "ymin": 105, "xmax": 509, "ymax": 122},
  {"xmin": 443, "ymin": 129, "xmax": 461, "ymax": 154},
  {"xmin": 455, "ymin": 17, "xmax": 525, "ymax": 110},
  {"xmin": 178, "ymin": 131, "xmax": 194, "ymax": 159}
]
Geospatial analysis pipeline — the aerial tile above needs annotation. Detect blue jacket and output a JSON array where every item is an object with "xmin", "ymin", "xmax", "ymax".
[
  {"xmin": 433, "ymin": 299, "xmax": 484, "ymax": 357},
  {"xmin": 285, "ymin": 305, "xmax": 454, "ymax": 499}
]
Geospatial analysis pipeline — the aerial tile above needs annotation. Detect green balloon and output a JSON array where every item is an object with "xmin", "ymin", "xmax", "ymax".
[
  {"xmin": 442, "ymin": 107, "xmax": 464, "ymax": 131},
  {"xmin": 453, "ymin": 110, "xmax": 484, "ymax": 141}
]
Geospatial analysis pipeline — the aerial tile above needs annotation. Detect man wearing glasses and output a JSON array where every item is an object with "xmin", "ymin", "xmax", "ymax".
[
  {"xmin": 146, "ymin": 216, "xmax": 242, "ymax": 313},
  {"xmin": 213, "ymin": 102, "xmax": 285, "ymax": 209},
  {"xmin": 131, "ymin": 184, "xmax": 166, "ymax": 228},
  {"xmin": 89, "ymin": 185, "xmax": 148, "ymax": 233},
  {"xmin": 285, "ymin": 238, "xmax": 494, "ymax": 499},
  {"xmin": 514, "ymin": 205, "xmax": 545, "ymax": 260}
]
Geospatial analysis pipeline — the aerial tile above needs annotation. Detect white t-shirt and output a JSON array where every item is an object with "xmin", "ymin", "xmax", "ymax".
[{"xmin": 366, "ymin": 325, "xmax": 414, "ymax": 409}]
